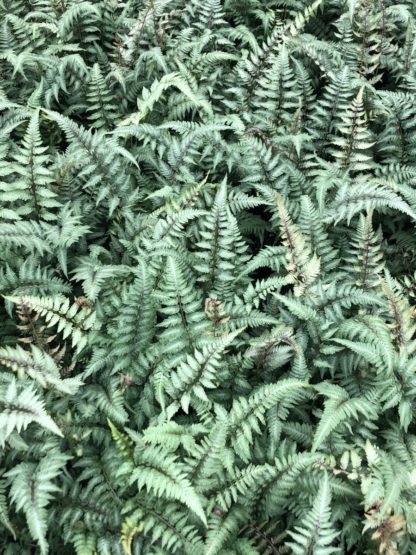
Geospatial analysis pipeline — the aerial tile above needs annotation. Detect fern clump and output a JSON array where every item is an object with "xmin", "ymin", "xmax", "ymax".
[{"xmin": 1, "ymin": 0, "xmax": 416, "ymax": 554}]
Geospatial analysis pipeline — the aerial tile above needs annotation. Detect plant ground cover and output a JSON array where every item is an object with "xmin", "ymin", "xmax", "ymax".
[{"xmin": 1, "ymin": 0, "xmax": 416, "ymax": 554}]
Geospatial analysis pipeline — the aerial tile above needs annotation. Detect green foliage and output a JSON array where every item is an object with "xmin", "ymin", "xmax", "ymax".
[
  {"xmin": 0, "ymin": 378, "xmax": 63, "ymax": 446},
  {"xmin": 1, "ymin": 0, "xmax": 416, "ymax": 554},
  {"xmin": 6, "ymin": 450, "xmax": 69, "ymax": 554},
  {"xmin": 286, "ymin": 473, "xmax": 340, "ymax": 555}
]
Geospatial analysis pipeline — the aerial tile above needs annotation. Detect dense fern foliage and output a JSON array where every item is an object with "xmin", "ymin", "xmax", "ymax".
[{"xmin": 2, "ymin": 0, "xmax": 416, "ymax": 553}]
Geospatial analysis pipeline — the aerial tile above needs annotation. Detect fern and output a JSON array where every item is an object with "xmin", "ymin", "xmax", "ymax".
[
  {"xmin": 312, "ymin": 382, "xmax": 378, "ymax": 452},
  {"xmin": 286, "ymin": 473, "xmax": 340, "ymax": 555},
  {"xmin": 0, "ymin": 109, "xmax": 60, "ymax": 221},
  {"xmin": 129, "ymin": 445, "xmax": 207, "ymax": 525},
  {"xmin": 166, "ymin": 328, "xmax": 243, "ymax": 415},
  {"xmin": 1, "ymin": 1, "xmax": 416, "ymax": 553},
  {"xmin": 5, "ymin": 295, "xmax": 96, "ymax": 352},
  {"xmin": 0, "ymin": 378, "xmax": 63, "ymax": 446},
  {"xmin": 276, "ymin": 193, "xmax": 321, "ymax": 297},
  {"xmin": 6, "ymin": 451, "xmax": 69, "ymax": 555},
  {"xmin": 229, "ymin": 379, "xmax": 309, "ymax": 461},
  {"xmin": 0, "ymin": 344, "xmax": 82, "ymax": 394},
  {"xmin": 331, "ymin": 87, "xmax": 375, "ymax": 171}
]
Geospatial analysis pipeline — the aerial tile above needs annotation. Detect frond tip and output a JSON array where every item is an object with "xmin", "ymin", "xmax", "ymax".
[{"xmin": 287, "ymin": 474, "xmax": 340, "ymax": 554}]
